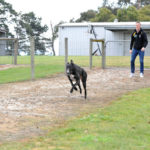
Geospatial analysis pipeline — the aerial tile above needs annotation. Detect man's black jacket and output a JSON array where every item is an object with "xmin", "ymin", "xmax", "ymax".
[{"xmin": 130, "ymin": 28, "xmax": 148, "ymax": 50}]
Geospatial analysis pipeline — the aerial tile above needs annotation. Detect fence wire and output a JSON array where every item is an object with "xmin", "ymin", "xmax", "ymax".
[
  {"xmin": 105, "ymin": 40, "xmax": 150, "ymax": 69},
  {"xmin": 0, "ymin": 42, "xmax": 14, "ymax": 65}
]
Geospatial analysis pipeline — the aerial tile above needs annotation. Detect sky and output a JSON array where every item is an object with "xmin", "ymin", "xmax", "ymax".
[{"xmin": 5, "ymin": 0, "xmax": 103, "ymax": 26}]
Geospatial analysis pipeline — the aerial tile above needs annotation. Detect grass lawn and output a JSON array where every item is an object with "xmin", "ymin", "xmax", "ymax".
[
  {"xmin": 0, "ymin": 56, "xmax": 150, "ymax": 84},
  {"xmin": 0, "ymin": 88, "xmax": 150, "ymax": 150}
]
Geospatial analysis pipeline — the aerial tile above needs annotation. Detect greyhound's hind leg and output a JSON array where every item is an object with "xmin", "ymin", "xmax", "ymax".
[
  {"xmin": 82, "ymin": 81, "xmax": 87, "ymax": 99},
  {"xmin": 77, "ymin": 81, "xmax": 82, "ymax": 94}
]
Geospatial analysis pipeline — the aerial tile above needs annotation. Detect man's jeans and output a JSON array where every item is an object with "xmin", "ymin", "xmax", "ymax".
[{"xmin": 131, "ymin": 48, "xmax": 145, "ymax": 73}]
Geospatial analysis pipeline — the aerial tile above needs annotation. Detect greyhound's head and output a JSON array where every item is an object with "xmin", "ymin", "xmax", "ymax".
[{"xmin": 66, "ymin": 60, "xmax": 74, "ymax": 75}]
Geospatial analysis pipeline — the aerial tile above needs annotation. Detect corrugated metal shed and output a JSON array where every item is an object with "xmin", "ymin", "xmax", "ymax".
[{"xmin": 59, "ymin": 22, "xmax": 150, "ymax": 56}]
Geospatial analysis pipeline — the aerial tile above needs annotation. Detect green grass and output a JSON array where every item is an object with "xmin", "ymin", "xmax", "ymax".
[
  {"xmin": 0, "ymin": 56, "xmax": 150, "ymax": 84},
  {"xmin": 0, "ymin": 56, "xmax": 14, "ymax": 64},
  {"xmin": 0, "ymin": 88, "xmax": 150, "ymax": 150}
]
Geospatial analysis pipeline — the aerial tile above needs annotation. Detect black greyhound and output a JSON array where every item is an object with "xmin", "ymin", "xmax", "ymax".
[{"xmin": 66, "ymin": 60, "xmax": 87, "ymax": 99}]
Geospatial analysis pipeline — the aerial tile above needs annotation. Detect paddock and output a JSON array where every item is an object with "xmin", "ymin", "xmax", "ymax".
[{"xmin": 0, "ymin": 67, "xmax": 150, "ymax": 142}]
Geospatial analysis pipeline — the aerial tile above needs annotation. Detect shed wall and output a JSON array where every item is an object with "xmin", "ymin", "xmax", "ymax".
[{"xmin": 59, "ymin": 26, "xmax": 105, "ymax": 56}]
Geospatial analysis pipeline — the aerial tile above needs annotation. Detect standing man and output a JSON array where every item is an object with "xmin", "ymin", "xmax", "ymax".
[{"xmin": 130, "ymin": 21, "xmax": 148, "ymax": 78}]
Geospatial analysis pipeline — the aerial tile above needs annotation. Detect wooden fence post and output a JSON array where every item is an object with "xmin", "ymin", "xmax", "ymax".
[
  {"xmin": 89, "ymin": 39, "xmax": 93, "ymax": 69},
  {"xmin": 30, "ymin": 36, "xmax": 35, "ymax": 80},
  {"xmin": 65, "ymin": 38, "xmax": 68, "ymax": 73},
  {"xmin": 102, "ymin": 40, "xmax": 106, "ymax": 69},
  {"xmin": 14, "ymin": 39, "xmax": 18, "ymax": 65}
]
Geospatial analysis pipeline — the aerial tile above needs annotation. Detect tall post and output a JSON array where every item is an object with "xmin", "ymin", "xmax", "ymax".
[
  {"xmin": 65, "ymin": 38, "xmax": 68, "ymax": 73},
  {"xmin": 14, "ymin": 39, "xmax": 18, "ymax": 65},
  {"xmin": 102, "ymin": 40, "xmax": 106, "ymax": 69},
  {"xmin": 30, "ymin": 36, "xmax": 35, "ymax": 80},
  {"xmin": 89, "ymin": 39, "xmax": 93, "ymax": 69}
]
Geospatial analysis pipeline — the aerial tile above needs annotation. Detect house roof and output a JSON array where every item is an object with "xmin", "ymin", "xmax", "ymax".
[
  {"xmin": 0, "ymin": 29, "xmax": 6, "ymax": 33},
  {"xmin": 60, "ymin": 22, "xmax": 150, "ymax": 31}
]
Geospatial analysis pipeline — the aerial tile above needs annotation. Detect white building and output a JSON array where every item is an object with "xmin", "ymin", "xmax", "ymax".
[
  {"xmin": 0, "ymin": 29, "xmax": 6, "ymax": 56},
  {"xmin": 59, "ymin": 22, "xmax": 150, "ymax": 56}
]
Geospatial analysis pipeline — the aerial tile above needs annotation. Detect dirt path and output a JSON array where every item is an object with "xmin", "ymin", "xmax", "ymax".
[{"xmin": 0, "ymin": 68, "xmax": 150, "ymax": 142}]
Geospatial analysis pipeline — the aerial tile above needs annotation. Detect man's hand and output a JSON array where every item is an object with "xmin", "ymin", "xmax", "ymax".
[
  {"xmin": 129, "ymin": 49, "xmax": 132, "ymax": 54},
  {"xmin": 141, "ymin": 47, "xmax": 145, "ymax": 51}
]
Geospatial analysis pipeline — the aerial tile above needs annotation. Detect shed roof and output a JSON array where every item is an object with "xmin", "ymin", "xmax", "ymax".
[{"xmin": 60, "ymin": 22, "xmax": 150, "ymax": 31}]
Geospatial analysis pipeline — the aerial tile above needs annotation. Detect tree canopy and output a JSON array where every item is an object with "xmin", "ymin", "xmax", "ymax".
[
  {"xmin": 91, "ymin": 7, "xmax": 116, "ymax": 22},
  {"xmin": 117, "ymin": 6, "xmax": 138, "ymax": 21},
  {"xmin": 76, "ymin": 0, "xmax": 150, "ymax": 23}
]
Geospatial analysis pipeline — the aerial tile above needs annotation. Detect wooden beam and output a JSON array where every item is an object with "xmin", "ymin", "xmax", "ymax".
[{"xmin": 92, "ymin": 39, "xmax": 104, "ymax": 42}]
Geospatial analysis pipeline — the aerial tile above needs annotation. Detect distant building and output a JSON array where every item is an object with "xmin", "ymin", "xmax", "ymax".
[
  {"xmin": 59, "ymin": 22, "xmax": 150, "ymax": 56},
  {"xmin": 0, "ymin": 29, "xmax": 6, "ymax": 56}
]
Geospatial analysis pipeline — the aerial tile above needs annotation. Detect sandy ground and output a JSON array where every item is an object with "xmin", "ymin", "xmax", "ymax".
[{"xmin": 0, "ymin": 66, "xmax": 150, "ymax": 142}]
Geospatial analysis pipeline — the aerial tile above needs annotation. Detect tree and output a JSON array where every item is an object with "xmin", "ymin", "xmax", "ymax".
[
  {"xmin": 140, "ymin": 0, "xmax": 150, "ymax": 5},
  {"xmin": 117, "ymin": 0, "xmax": 132, "ymax": 6},
  {"xmin": 91, "ymin": 7, "xmax": 116, "ymax": 22},
  {"xmin": 126, "ymin": 6, "xmax": 139, "ymax": 21},
  {"xmin": 117, "ymin": 6, "xmax": 138, "ymax": 21},
  {"xmin": 18, "ymin": 12, "xmax": 48, "ymax": 54},
  {"xmin": 45, "ymin": 21, "xmax": 65, "ymax": 56},
  {"xmin": 0, "ymin": 0, "xmax": 17, "ymax": 37},
  {"xmin": 102, "ymin": 0, "xmax": 108, "ymax": 7},
  {"xmin": 76, "ymin": 10, "xmax": 97, "ymax": 22},
  {"xmin": 133, "ymin": 0, "xmax": 150, "ymax": 9},
  {"xmin": 50, "ymin": 22, "xmax": 55, "ymax": 56},
  {"xmin": 138, "ymin": 5, "xmax": 150, "ymax": 21}
]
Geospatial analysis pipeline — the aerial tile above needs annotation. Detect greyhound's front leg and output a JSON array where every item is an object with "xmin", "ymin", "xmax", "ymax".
[
  {"xmin": 75, "ymin": 74, "xmax": 82, "ymax": 94},
  {"xmin": 67, "ymin": 75, "xmax": 77, "ymax": 93},
  {"xmin": 70, "ymin": 81, "xmax": 79, "ymax": 93}
]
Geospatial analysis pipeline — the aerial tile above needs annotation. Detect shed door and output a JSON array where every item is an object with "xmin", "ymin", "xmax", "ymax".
[
  {"xmin": 145, "ymin": 33, "xmax": 150, "ymax": 56},
  {"xmin": 124, "ymin": 32, "xmax": 131, "ymax": 56}
]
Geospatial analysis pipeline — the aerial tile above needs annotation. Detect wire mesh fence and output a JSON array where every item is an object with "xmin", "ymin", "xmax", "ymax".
[
  {"xmin": 0, "ymin": 40, "xmax": 14, "ymax": 65},
  {"xmin": 0, "ymin": 37, "xmax": 65, "ymax": 83},
  {"xmin": 1, "ymin": 36, "xmax": 150, "ymax": 84},
  {"xmin": 64, "ymin": 38, "xmax": 150, "ymax": 70},
  {"xmin": 105, "ymin": 40, "xmax": 150, "ymax": 69}
]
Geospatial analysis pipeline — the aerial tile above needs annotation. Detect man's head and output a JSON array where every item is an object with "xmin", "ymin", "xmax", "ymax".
[{"xmin": 136, "ymin": 21, "xmax": 141, "ymax": 32}]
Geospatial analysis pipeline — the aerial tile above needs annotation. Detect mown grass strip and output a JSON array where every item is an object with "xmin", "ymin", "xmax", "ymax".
[{"xmin": 0, "ymin": 88, "xmax": 150, "ymax": 150}]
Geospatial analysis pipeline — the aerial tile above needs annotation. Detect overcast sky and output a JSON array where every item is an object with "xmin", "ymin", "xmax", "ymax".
[{"xmin": 5, "ymin": 0, "xmax": 103, "ymax": 26}]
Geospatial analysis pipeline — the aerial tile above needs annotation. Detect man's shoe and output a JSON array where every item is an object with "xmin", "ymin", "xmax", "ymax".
[
  {"xmin": 140, "ymin": 73, "xmax": 144, "ymax": 78},
  {"xmin": 130, "ymin": 73, "xmax": 134, "ymax": 78}
]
